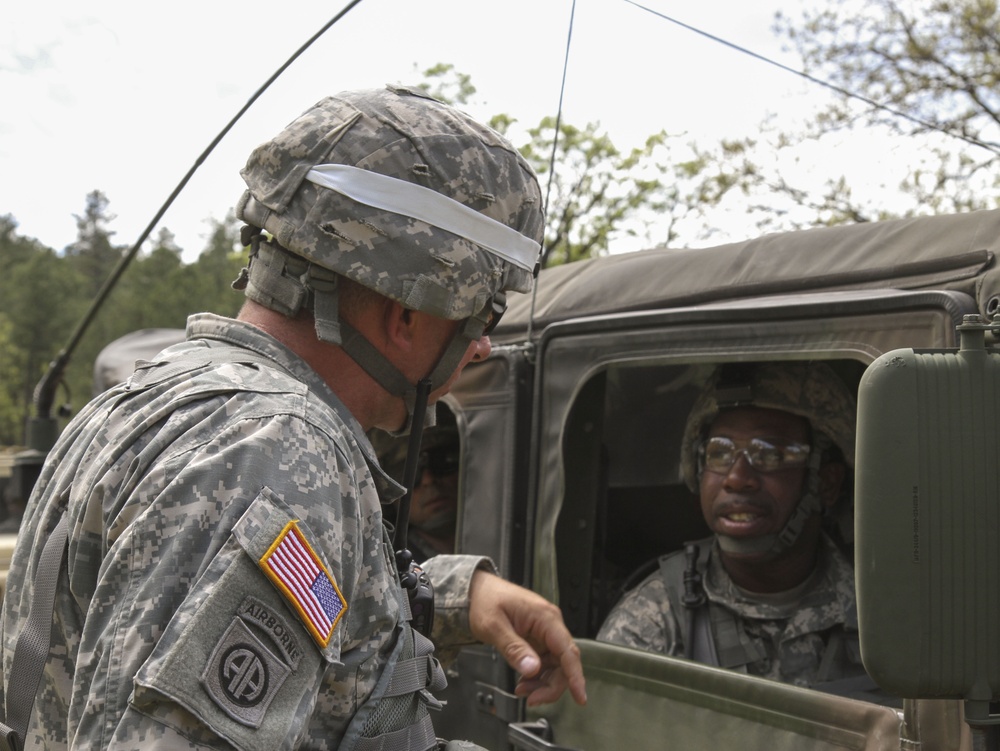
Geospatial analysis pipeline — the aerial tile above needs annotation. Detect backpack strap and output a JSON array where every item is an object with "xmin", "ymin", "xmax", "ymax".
[
  {"xmin": 0, "ymin": 514, "xmax": 69, "ymax": 751},
  {"xmin": 659, "ymin": 542, "xmax": 718, "ymax": 666},
  {"xmin": 658, "ymin": 540, "xmax": 764, "ymax": 671},
  {"xmin": 708, "ymin": 600, "xmax": 765, "ymax": 671}
]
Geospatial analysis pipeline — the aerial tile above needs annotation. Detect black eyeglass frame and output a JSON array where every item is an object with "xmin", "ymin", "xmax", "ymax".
[
  {"xmin": 416, "ymin": 445, "xmax": 461, "ymax": 477},
  {"xmin": 698, "ymin": 436, "xmax": 812, "ymax": 475}
]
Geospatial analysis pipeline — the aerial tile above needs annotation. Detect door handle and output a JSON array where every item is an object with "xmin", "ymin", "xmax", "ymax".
[{"xmin": 507, "ymin": 719, "xmax": 581, "ymax": 751}]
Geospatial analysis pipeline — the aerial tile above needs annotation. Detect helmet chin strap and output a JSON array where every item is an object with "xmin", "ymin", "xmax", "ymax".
[
  {"xmin": 241, "ymin": 236, "xmax": 495, "ymax": 436},
  {"xmin": 337, "ymin": 316, "xmax": 482, "ymax": 436},
  {"xmin": 392, "ymin": 378, "xmax": 433, "ymax": 553},
  {"xmin": 716, "ymin": 434, "xmax": 830, "ymax": 559},
  {"xmin": 716, "ymin": 492, "xmax": 822, "ymax": 557}
]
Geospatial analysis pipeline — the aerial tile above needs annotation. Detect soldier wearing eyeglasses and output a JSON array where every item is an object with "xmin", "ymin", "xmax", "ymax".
[
  {"xmin": 409, "ymin": 432, "xmax": 461, "ymax": 561},
  {"xmin": 598, "ymin": 362, "xmax": 874, "ymax": 694},
  {"xmin": 376, "ymin": 408, "xmax": 461, "ymax": 562}
]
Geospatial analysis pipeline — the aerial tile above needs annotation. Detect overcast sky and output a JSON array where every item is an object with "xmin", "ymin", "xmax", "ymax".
[{"xmin": 2, "ymin": 0, "xmax": 831, "ymax": 260}]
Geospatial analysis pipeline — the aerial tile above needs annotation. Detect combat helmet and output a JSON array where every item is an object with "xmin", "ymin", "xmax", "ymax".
[
  {"xmin": 679, "ymin": 361, "xmax": 857, "ymax": 556},
  {"xmin": 234, "ymin": 85, "xmax": 543, "ymax": 423}
]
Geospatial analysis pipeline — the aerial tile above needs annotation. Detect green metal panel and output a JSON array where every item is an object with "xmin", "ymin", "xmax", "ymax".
[
  {"xmin": 856, "ymin": 328, "xmax": 1000, "ymax": 702},
  {"xmin": 527, "ymin": 640, "xmax": 902, "ymax": 751}
]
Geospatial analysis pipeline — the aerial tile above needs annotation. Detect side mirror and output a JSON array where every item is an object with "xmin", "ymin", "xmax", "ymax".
[{"xmin": 855, "ymin": 315, "xmax": 1000, "ymax": 731}]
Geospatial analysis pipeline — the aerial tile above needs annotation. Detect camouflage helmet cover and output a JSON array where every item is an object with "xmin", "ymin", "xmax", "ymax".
[
  {"xmin": 236, "ymin": 85, "xmax": 543, "ymax": 321},
  {"xmin": 679, "ymin": 361, "xmax": 857, "ymax": 492}
]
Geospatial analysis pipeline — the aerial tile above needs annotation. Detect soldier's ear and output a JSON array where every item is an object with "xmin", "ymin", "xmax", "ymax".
[
  {"xmin": 818, "ymin": 462, "xmax": 846, "ymax": 508},
  {"xmin": 384, "ymin": 300, "xmax": 418, "ymax": 352}
]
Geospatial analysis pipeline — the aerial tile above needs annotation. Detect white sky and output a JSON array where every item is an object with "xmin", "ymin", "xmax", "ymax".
[{"xmin": 2, "ymin": 0, "xmax": 849, "ymax": 260}]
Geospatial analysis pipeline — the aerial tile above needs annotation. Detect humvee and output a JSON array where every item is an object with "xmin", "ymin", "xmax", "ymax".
[
  {"xmin": 430, "ymin": 208, "xmax": 1000, "ymax": 750},
  {"xmin": 11, "ymin": 209, "xmax": 1000, "ymax": 749}
]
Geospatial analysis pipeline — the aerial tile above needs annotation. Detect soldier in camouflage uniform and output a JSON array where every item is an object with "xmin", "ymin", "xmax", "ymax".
[
  {"xmin": 598, "ymin": 362, "xmax": 871, "ymax": 691},
  {"xmin": 375, "ymin": 406, "xmax": 461, "ymax": 562},
  {"xmin": 0, "ymin": 86, "xmax": 585, "ymax": 750}
]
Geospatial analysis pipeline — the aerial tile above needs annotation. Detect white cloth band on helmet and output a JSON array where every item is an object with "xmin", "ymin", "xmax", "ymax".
[{"xmin": 305, "ymin": 164, "xmax": 541, "ymax": 272}]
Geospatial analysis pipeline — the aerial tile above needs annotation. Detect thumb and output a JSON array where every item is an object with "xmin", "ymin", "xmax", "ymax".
[
  {"xmin": 505, "ymin": 640, "xmax": 542, "ymax": 678},
  {"xmin": 468, "ymin": 573, "xmax": 543, "ymax": 677}
]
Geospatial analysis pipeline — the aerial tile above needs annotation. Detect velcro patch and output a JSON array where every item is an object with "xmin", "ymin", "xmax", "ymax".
[
  {"xmin": 259, "ymin": 520, "xmax": 347, "ymax": 647},
  {"xmin": 202, "ymin": 618, "xmax": 290, "ymax": 728},
  {"xmin": 239, "ymin": 595, "xmax": 303, "ymax": 669}
]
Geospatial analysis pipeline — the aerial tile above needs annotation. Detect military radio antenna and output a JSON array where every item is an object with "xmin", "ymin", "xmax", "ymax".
[
  {"xmin": 526, "ymin": 0, "xmax": 578, "ymax": 342},
  {"xmin": 26, "ymin": 0, "xmax": 366, "ymax": 455}
]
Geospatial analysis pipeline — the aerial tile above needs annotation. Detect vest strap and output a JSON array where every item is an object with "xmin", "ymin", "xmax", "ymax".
[
  {"xmin": 659, "ymin": 540, "xmax": 764, "ymax": 670},
  {"xmin": 1, "ymin": 515, "xmax": 69, "ymax": 751}
]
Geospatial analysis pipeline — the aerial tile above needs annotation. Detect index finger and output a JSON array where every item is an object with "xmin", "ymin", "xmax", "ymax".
[
  {"xmin": 554, "ymin": 639, "xmax": 586, "ymax": 705},
  {"xmin": 528, "ymin": 617, "xmax": 586, "ymax": 705}
]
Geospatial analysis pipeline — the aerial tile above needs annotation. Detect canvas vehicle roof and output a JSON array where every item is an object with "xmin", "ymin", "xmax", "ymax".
[
  {"xmin": 494, "ymin": 208, "xmax": 1000, "ymax": 340},
  {"xmin": 92, "ymin": 327, "xmax": 187, "ymax": 394},
  {"xmin": 85, "ymin": 210, "xmax": 1000, "ymax": 393}
]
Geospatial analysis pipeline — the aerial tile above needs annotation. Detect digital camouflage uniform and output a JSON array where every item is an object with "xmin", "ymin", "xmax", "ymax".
[
  {"xmin": 2, "ymin": 86, "xmax": 546, "ymax": 750},
  {"xmin": 0, "ymin": 314, "xmax": 487, "ymax": 750},
  {"xmin": 597, "ymin": 534, "xmax": 865, "ymax": 688}
]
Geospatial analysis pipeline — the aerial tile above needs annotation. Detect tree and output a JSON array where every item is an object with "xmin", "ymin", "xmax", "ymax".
[
  {"xmin": 65, "ymin": 190, "xmax": 123, "ymax": 295},
  {"xmin": 0, "ymin": 315, "xmax": 27, "ymax": 445},
  {"xmin": 187, "ymin": 212, "xmax": 246, "ymax": 317},
  {"xmin": 413, "ymin": 64, "xmax": 744, "ymax": 266},
  {"xmin": 516, "ymin": 119, "xmax": 665, "ymax": 266},
  {"xmin": 413, "ymin": 63, "xmax": 477, "ymax": 107},
  {"xmin": 0, "ymin": 243, "xmax": 87, "ymax": 441},
  {"xmin": 0, "ymin": 197, "xmax": 250, "ymax": 432},
  {"xmin": 105, "ymin": 229, "xmax": 186, "ymax": 334},
  {"xmin": 769, "ymin": 0, "xmax": 1000, "ymax": 219}
]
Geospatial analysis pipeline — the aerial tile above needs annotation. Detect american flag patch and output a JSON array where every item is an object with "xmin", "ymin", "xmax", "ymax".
[{"xmin": 259, "ymin": 521, "xmax": 347, "ymax": 647}]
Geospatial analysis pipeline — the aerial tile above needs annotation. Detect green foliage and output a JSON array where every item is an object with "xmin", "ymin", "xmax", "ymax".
[
  {"xmin": 17, "ymin": 18, "xmax": 999, "ymax": 442},
  {"xmin": 770, "ymin": 0, "xmax": 1000, "ymax": 219},
  {"xmin": 65, "ymin": 191, "xmax": 123, "ymax": 296},
  {"xmin": 0, "ymin": 198, "xmax": 248, "ymax": 446},
  {"xmin": 522, "ymin": 118, "xmax": 671, "ymax": 265},
  {"xmin": 187, "ymin": 213, "xmax": 247, "ymax": 319},
  {"xmin": 412, "ymin": 63, "xmax": 477, "ymax": 106},
  {"xmin": 0, "ymin": 315, "xmax": 27, "ymax": 445},
  {"xmin": 0, "ymin": 225, "xmax": 87, "ymax": 444},
  {"xmin": 409, "ymin": 65, "xmax": 746, "ymax": 267}
]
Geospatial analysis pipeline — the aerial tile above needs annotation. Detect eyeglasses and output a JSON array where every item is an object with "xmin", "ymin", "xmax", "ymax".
[
  {"xmin": 417, "ymin": 445, "xmax": 461, "ymax": 477},
  {"xmin": 482, "ymin": 291, "xmax": 507, "ymax": 336},
  {"xmin": 699, "ymin": 436, "xmax": 811, "ymax": 474}
]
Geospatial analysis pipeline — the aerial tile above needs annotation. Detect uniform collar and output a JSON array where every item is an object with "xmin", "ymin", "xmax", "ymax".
[{"xmin": 184, "ymin": 313, "xmax": 405, "ymax": 503}]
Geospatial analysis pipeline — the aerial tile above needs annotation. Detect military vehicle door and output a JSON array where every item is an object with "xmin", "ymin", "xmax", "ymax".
[
  {"xmin": 431, "ymin": 343, "xmax": 538, "ymax": 749},
  {"xmin": 441, "ymin": 285, "xmax": 979, "ymax": 750}
]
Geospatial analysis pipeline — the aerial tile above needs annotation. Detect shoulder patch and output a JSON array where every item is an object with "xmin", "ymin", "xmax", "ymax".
[
  {"xmin": 202, "ymin": 618, "xmax": 290, "ymax": 728},
  {"xmin": 259, "ymin": 520, "xmax": 347, "ymax": 647}
]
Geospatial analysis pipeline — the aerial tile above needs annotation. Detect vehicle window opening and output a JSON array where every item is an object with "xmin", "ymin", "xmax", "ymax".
[{"xmin": 554, "ymin": 358, "xmax": 868, "ymax": 641}]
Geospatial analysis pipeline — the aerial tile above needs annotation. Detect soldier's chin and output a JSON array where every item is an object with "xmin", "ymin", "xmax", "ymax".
[
  {"xmin": 716, "ymin": 532, "xmax": 778, "ymax": 557},
  {"xmin": 417, "ymin": 510, "xmax": 456, "ymax": 536}
]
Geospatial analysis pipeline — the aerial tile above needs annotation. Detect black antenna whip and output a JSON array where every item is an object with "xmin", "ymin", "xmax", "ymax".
[
  {"xmin": 27, "ymin": 0, "xmax": 366, "ymax": 453},
  {"xmin": 526, "ymin": 0, "xmax": 577, "ymax": 341}
]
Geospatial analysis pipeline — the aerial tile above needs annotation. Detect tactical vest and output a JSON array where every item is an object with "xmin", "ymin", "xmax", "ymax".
[
  {"xmin": 658, "ymin": 537, "xmax": 871, "ymax": 694},
  {"xmin": 344, "ymin": 588, "xmax": 449, "ymax": 751},
  {"xmin": 659, "ymin": 540, "xmax": 762, "ymax": 671}
]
